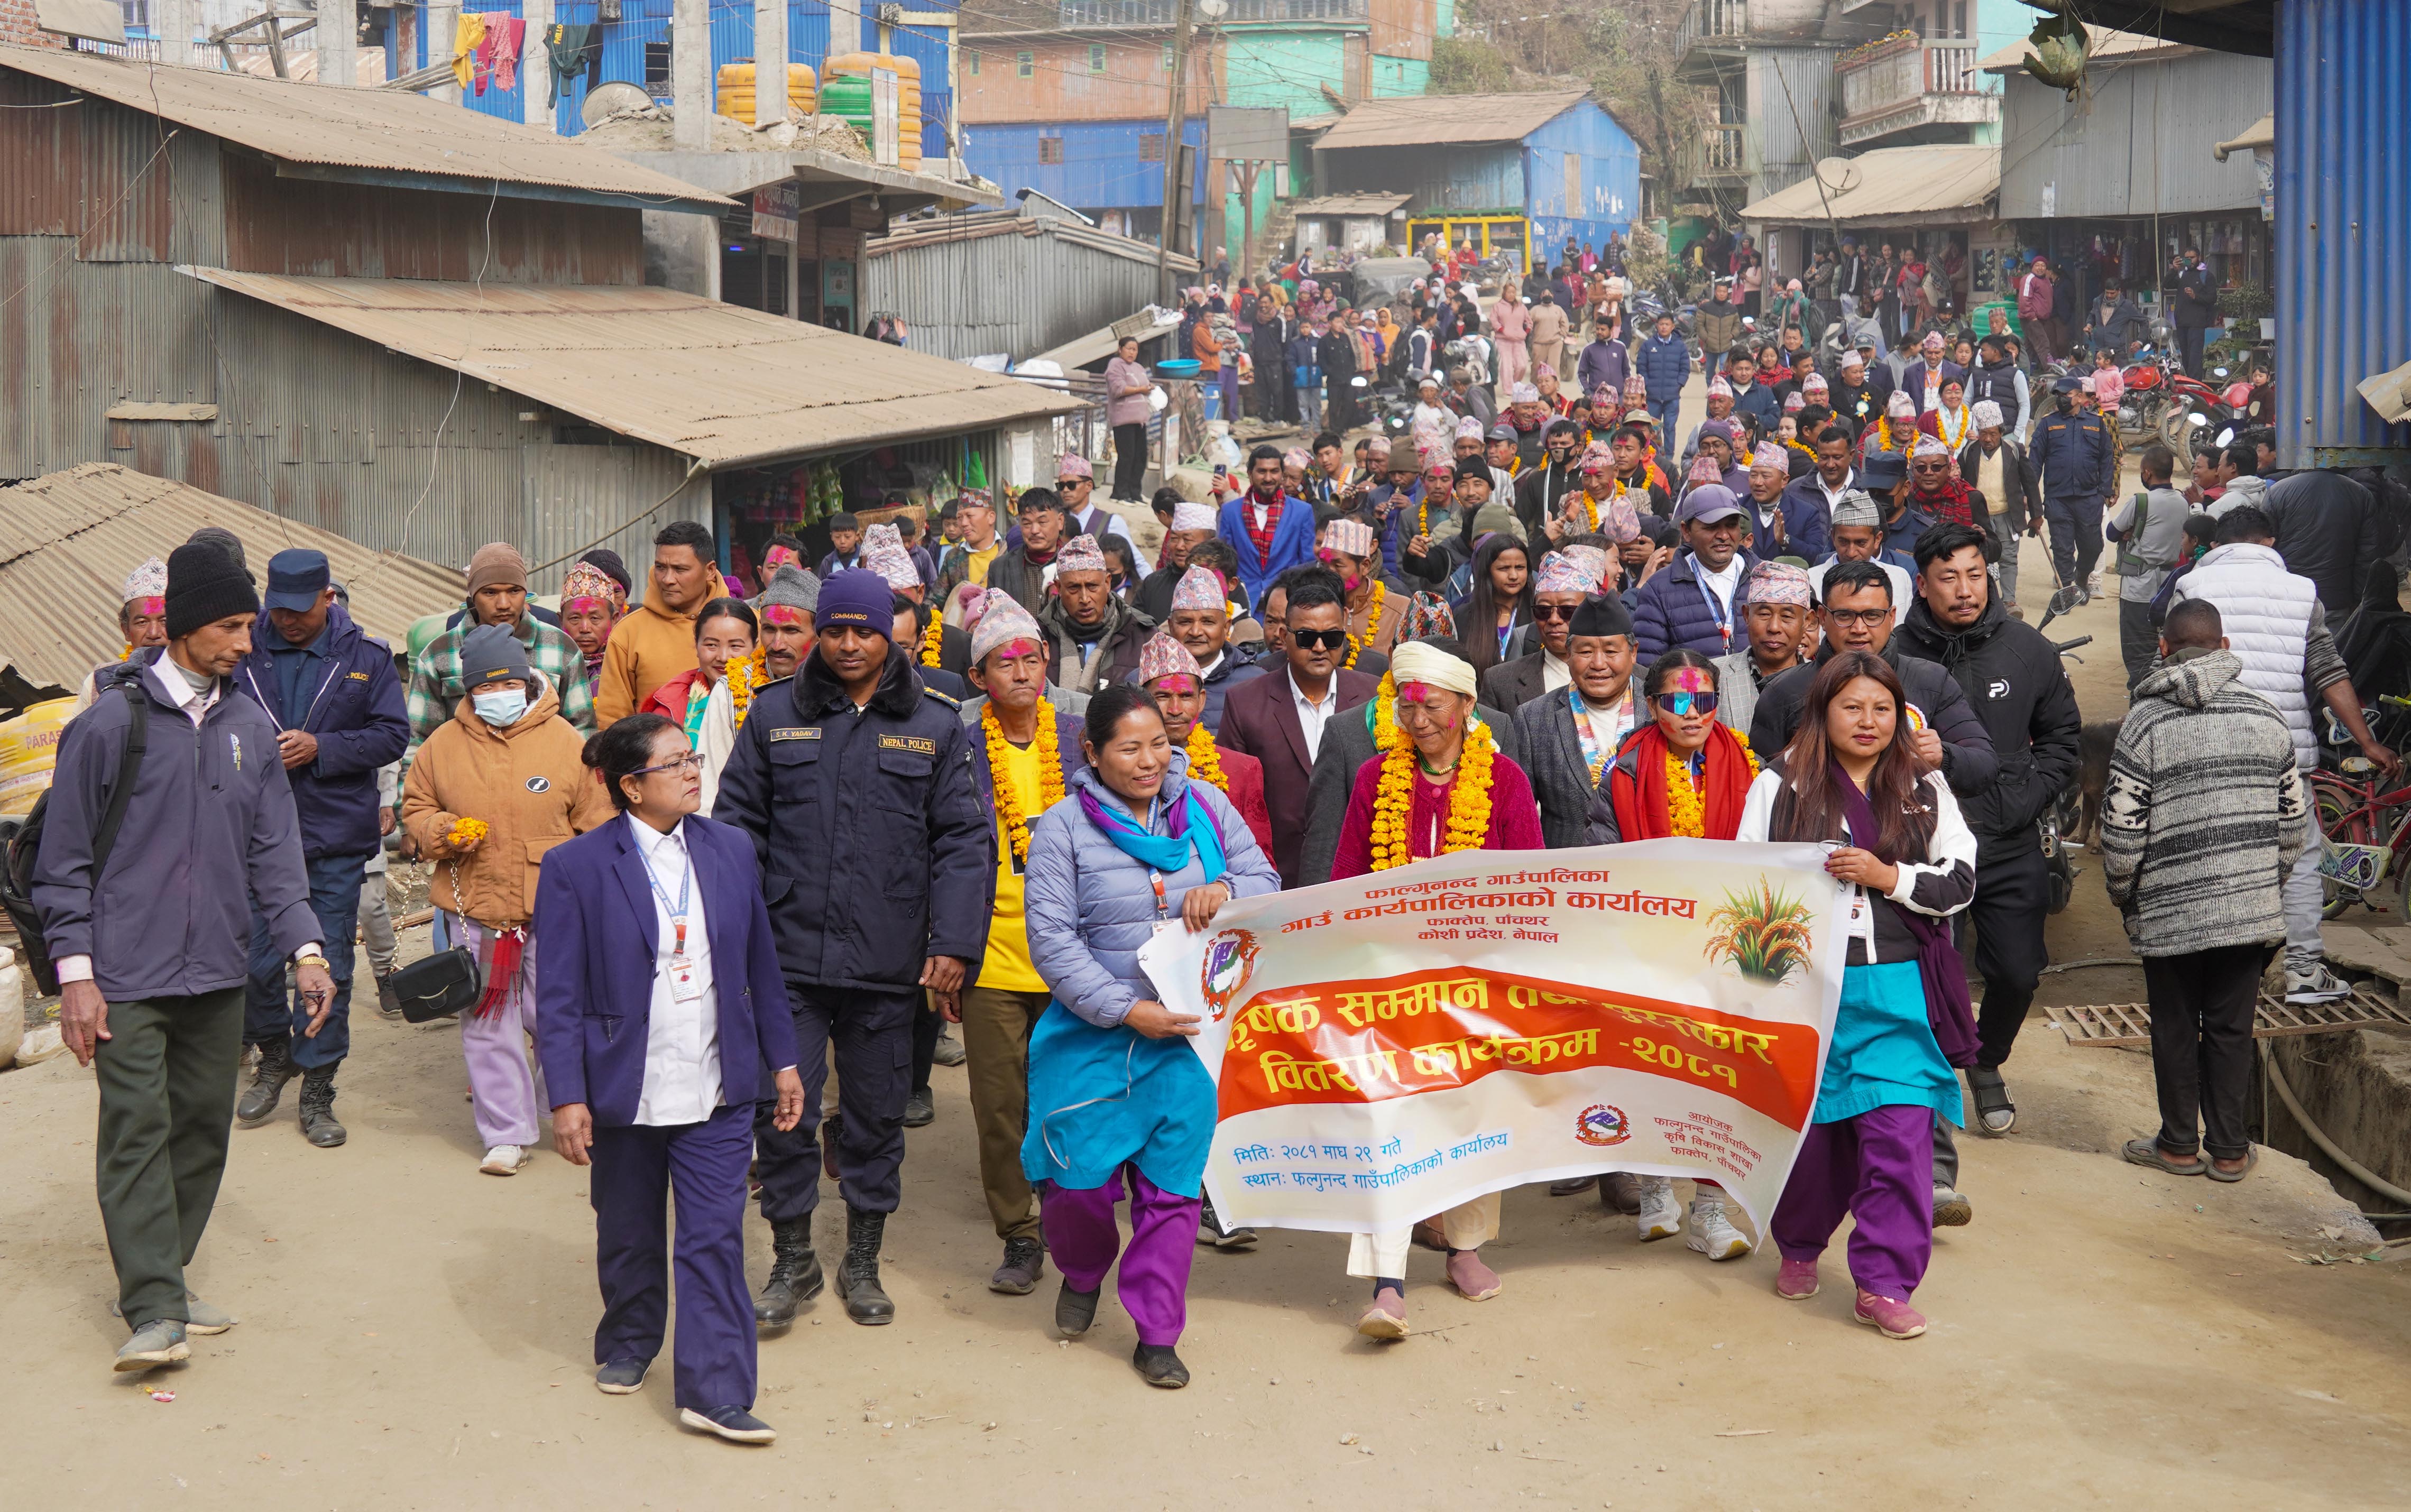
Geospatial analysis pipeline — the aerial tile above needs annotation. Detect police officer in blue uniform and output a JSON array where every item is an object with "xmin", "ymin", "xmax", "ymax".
[
  {"xmin": 714, "ymin": 569, "xmax": 993, "ymax": 1329},
  {"xmin": 2029, "ymin": 374, "xmax": 2115, "ymax": 606}
]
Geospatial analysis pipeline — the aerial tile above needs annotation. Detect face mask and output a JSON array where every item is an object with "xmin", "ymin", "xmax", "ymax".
[{"xmin": 473, "ymin": 689, "xmax": 529, "ymax": 727}]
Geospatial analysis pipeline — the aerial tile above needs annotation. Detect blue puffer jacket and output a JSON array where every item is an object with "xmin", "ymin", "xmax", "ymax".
[
  {"xmin": 1631, "ymin": 548, "xmax": 1761, "ymax": 661},
  {"xmin": 1635, "ymin": 333, "xmax": 1692, "ymax": 402},
  {"xmin": 1024, "ymin": 760, "xmax": 1281, "ymax": 1028}
]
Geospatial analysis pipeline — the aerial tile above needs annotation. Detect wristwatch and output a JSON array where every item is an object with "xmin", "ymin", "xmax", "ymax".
[{"xmin": 295, "ymin": 953, "xmax": 331, "ymax": 972}]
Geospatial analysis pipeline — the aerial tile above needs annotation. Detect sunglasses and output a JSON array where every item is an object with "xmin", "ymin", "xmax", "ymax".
[
  {"xmin": 1291, "ymin": 628, "xmax": 1351, "ymax": 651},
  {"xmin": 1654, "ymin": 691, "xmax": 1718, "ymax": 717},
  {"xmin": 1912, "ymin": 460, "xmax": 1951, "ymax": 473},
  {"xmin": 1532, "ymin": 603, "xmax": 1579, "ymax": 622}
]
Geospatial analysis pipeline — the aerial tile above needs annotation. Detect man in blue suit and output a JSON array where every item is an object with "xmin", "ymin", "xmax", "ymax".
[
  {"xmin": 534, "ymin": 714, "xmax": 804, "ymax": 1444},
  {"xmin": 1217, "ymin": 444, "xmax": 1316, "ymax": 604}
]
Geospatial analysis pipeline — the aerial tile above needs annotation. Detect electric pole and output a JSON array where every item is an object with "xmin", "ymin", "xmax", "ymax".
[{"xmin": 1158, "ymin": 0, "xmax": 1197, "ymax": 306}]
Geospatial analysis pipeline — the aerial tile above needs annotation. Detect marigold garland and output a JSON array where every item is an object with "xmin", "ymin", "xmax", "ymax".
[
  {"xmin": 1183, "ymin": 725, "xmax": 1227, "ymax": 792},
  {"xmin": 920, "ymin": 610, "xmax": 946, "ymax": 668},
  {"xmin": 1368, "ymin": 719, "xmax": 1496, "ymax": 871},
  {"xmin": 982, "ymin": 699, "xmax": 1064, "ymax": 866},
  {"xmin": 723, "ymin": 646, "xmax": 768, "ymax": 729},
  {"xmin": 1341, "ymin": 578, "xmax": 1385, "ymax": 670},
  {"xmin": 1661, "ymin": 744, "xmax": 1761, "ymax": 839},
  {"xmin": 1371, "ymin": 671, "xmax": 1401, "ymax": 752}
]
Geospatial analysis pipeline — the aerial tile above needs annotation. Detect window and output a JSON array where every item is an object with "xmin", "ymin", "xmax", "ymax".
[
  {"xmin": 1089, "ymin": 43, "xmax": 1106, "ymax": 72},
  {"xmin": 1139, "ymin": 132, "xmax": 1165, "ymax": 162},
  {"xmin": 1162, "ymin": 43, "xmax": 1173, "ymax": 71},
  {"xmin": 1038, "ymin": 136, "xmax": 1064, "ymax": 164},
  {"xmin": 1952, "ymin": 1, "xmax": 1966, "ymax": 36},
  {"xmin": 1017, "ymin": 50, "xmax": 1034, "ymax": 78},
  {"xmin": 968, "ymin": 50, "xmax": 980, "ymax": 75}
]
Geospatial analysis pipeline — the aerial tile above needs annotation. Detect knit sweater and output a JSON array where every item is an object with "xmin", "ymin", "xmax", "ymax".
[{"xmin": 2101, "ymin": 650, "xmax": 2307, "ymax": 957}]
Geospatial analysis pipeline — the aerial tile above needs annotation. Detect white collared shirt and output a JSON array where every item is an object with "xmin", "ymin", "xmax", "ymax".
[
  {"xmin": 630, "ymin": 815, "xmax": 723, "ymax": 1127},
  {"xmin": 1541, "ymin": 648, "xmax": 1571, "ymax": 693},
  {"xmin": 1698, "ymin": 556, "xmax": 1744, "ymax": 612},
  {"xmin": 1289, "ymin": 668, "xmax": 1340, "ymax": 763}
]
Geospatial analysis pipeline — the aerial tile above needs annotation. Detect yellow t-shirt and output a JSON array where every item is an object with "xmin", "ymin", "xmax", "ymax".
[
  {"xmin": 965, "ymin": 542, "xmax": 1002, "ymax": 587},
  {"xmin": 977, "ymin": 735, "xmax": 1047, "ymax": 993}
]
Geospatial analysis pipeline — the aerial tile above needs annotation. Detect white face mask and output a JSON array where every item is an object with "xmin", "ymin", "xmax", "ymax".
[{"xmin": 472, "ymin": 688, "xmax": 529, "ymax": 727}]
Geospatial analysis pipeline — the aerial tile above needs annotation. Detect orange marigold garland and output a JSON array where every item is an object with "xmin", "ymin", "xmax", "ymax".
[
  {"xmin": 723, "ymin": 647, "xmax": 768, "ymax": 729},
  {"xmin": 1662, "ymin": 744, "xmax": 1760, "ymax": 839},
  {"xmin": 1341, "ymin": 578, "xmax": 1386, "ymax": 671},
  {"xmin": 1371, "ymin": 672, "xmax": 1401, "ymax": 752},
  {"xmin": 1368, "ymin": 718, "xmax": 1496, "ymax": 871},
  {"xmin": 982, "ymin": 699, "xmax": 1064, "ymax": 865},
  {"xmin": 920, "ymin": 610, "xmax": 946, "ymax": 668},
  {"xmin": 1183, "ymin": 725, "xmax": 1227, "ymax": 791}
]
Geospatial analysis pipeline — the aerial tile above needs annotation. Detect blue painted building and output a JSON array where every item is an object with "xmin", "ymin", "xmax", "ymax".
[
  {"xmin": 955, "ymin": 118, "xmax": 1209, "ymax": 243},
  {"xmin": 1308, "ymin": 89, "xmax": 1641, "ymax": 271}
]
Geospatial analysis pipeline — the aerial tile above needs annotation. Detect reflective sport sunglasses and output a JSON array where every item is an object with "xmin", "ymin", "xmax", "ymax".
[{"xmin": 1654, "ymin": 691, "xmax": 1718, "ymax": 717}]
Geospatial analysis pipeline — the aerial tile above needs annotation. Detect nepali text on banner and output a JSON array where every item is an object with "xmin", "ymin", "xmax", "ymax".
[{"xmin": 1137, "ymin": 840, "xmax": 1848, "ymax": 1234}]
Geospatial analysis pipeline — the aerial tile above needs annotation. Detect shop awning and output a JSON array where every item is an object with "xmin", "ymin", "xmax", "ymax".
[
  {"xmin": 1741, "ymin": 145, "xmax": 2000, "ymax": 230},
  {"xmin": 179, "ymin": 269, "xmax": 1081, "ymax": 471}
]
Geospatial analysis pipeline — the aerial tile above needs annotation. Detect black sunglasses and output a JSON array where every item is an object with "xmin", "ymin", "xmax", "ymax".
[
  {"xmin": 1291, "ymin": 628, "xmax": 1351, "ymax": 651},
  {"xmin": 1532, "ymin": 603, "xmax": 1579, "ymax": 622}
]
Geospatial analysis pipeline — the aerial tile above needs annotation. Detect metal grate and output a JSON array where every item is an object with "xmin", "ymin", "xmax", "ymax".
[{"xmin": 2054, "ymin": 989, "xmax": 2411, "ymax": 1048}]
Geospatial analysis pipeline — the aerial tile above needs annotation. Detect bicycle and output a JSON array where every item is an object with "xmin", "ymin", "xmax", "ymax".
[
  {"xmin": 2309, "ymin": 694, "xmax": 2411, "ymax": 918},
  {"xmin": 2039, "ymin": 636, "xmax": 2092, "ymax": 913}
]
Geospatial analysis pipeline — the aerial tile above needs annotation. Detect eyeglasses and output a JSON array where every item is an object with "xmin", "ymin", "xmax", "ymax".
[
  {"xmin": 1824, "ymin": 607, "xmax": 1891, "ymax": 628},
  {"xmin": 1532, "ymin": 603, "xmax": 1578, "ymax": 622},
  {"xmin": 631, "ymin": 752, "xmax": 705, "ymax": 778},
  {"xmin": 1291, "ymin": 628, "xmax": 1351, "ymax": 651},
  {"xmin": 1654, "ymin": 691, "xmax": 1718, "ymax": 717}
]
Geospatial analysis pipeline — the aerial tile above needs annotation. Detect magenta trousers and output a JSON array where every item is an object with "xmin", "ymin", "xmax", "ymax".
[
  {"xmin": 1770, "ymin": 1103, "xmax": 1933, "ymax": 1301},
  {"xmin": 1040, "ymin": 1165, "xmax": 1200, "ymax": 1347}
]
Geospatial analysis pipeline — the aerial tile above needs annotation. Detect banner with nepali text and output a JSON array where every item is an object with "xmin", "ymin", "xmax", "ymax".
[{"xmin": 1137, "ymin": 840, "xmax": 1848, "ymax": 1234}]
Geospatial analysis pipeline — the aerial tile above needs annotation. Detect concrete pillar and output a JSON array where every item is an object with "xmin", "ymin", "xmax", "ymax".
[
  {"xmin": 673, "ymin": 0, "xmax": 710, "ymax": 151},
  {"xmin": 429, "ymin": 0, "xmax": 461, "ymax": 104},
  {"xmin": 522, "ymin": 0, "xmax": 553, "ymax": 126},
  {"xmin": 318, "ymin": 0, "xmax": 355, "ymax": 86},
  {"xmin": 753, "ymin": 0, "xmax": 786, "ymax": 127},
  {"xmin": 829, "ymin": 0, "xmax": 859, "ymax": 58},
  {"xmin": 156, "ymin": 0, "xmax": 192, "ymax": 66}
]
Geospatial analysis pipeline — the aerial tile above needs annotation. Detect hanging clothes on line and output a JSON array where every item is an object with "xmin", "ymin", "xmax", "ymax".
[
  {"xmin": 450, "ymin": 11, "xmax": 487, "ymax": 91},
  {"xmin": 546, "ymin": 22, "xmax": 597, "ymax": 105},
  {"xmin": 490, "ymin": 17, "xmax": 526, "ymax": 93}
]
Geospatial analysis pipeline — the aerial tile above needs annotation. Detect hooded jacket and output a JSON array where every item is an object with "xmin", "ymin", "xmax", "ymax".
[
  {"xmin": 594, "ymin": 568, "xmax": 730, "ymax": 724},
  {"xmin": 401, "ymin": 672, "xmax": 613, "ymax": 929},
  {"xmin": 711, "ymin": 643, "xmax": 993, "ymax": 990},
  {"xmin": 1892, "ymin": 596, "xmax": 2085, "ymax": 847},
  {"xmin": 234, "ymin": 602, "xmax": 410, "ymax": 859},
  {"xmin": 33, "ymin": 654, "xmax": 318, "ymax": 1001},
  {"xmin": 2101, "ymin": 650, "xmax": 2306, "ymax": 955}
]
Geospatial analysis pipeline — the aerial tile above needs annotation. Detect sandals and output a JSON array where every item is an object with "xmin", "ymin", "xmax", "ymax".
[
  {"xmin": 1969, "ymin": 1066, "xmax": 2017, "ymax": 1136},
  {"xmin": 2205, "ymin": 1147, "xmax": 2258, "ymax": 1183},
  {"xmin": 2122, "ymin": 1137, "xmax": 2208, "ymax": 1176}
]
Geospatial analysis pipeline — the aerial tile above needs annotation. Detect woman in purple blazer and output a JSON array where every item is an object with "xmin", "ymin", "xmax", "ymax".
[{"xmin": 533, "ymin": 714, "xmax": 804, "ymax": 1445}]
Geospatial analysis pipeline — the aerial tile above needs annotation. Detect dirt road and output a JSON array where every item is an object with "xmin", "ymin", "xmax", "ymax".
[{"xmin": 5, "ymin": 424, "xmax": 2406, "ymax": 1509}]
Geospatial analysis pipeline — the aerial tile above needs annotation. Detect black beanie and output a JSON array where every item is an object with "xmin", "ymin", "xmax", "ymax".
[{"xmin": 165, "ymin": 541, "xmax": 260, "ymax": 639}]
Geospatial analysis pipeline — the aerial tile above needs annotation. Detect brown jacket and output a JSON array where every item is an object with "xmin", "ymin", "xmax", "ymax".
[{"xmin": 401, "ymin": 675, "xmax": 613, "ymax": 929}]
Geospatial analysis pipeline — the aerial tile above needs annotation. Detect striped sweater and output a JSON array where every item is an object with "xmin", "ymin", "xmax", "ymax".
[{"xmin": 2102, "ymin": 649, "xmax": 2306, "ymax": 957}]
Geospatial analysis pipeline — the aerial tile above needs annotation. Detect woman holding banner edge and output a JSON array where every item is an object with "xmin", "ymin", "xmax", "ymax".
[
  {"xmin": 1736, "ymin": 651, "xmax": 1978, "ymax": 1341},
  {"xmin": 1330, "ymin": 640, "xmax": 1545, "ymax": 1338},
  {"xmin": 1020, "ymin": 684, "xmax": 1281, "ymax": 1388}
]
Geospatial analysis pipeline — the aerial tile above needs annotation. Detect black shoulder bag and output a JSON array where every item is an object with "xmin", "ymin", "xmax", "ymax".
[{"xmin": 390, "ymin": 862, "xmax": 485, "ymax": 1022}]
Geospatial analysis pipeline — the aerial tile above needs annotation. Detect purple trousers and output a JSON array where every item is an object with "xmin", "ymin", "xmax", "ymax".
[
  {"xmin": 1040, "ymin": 1165, "xmax": 1200, "ymax": 1347},
  {"xmin": 590, "ymin": 1103, "xmax": 756, "ymax": 1410},
  {"xmin": 1770, "ymin": 1103, "xmax": 1933, "ymax": 1301}
]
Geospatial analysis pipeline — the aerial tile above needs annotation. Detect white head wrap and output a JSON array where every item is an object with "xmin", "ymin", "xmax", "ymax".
[{"xmin": 1388, "ymin": 640, "xmax": 1478, "ymax": 698}]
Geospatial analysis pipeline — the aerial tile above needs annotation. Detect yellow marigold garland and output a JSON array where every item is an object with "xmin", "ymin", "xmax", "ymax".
[
  {"xmin": 1371, "ymin": 671, "xmax": 1401, "ymax": 752},
  {"xmin": 1341, "ymin": 578, "xmax": 1385, "ymax": 671},
  {"xmin": 1661, "ymin": 744, "xmax": 1761, "ymax": 839},
  {"xmin": 1368, "ymin": 719, "xmax": 1496, "ymax": 871},
  {"xmin": 982, "ymin": 699, "xmax": 1064, "ymax": 866},
  {"xmin": 723, "ymin": 646, "xmax": 767, "ymax": 729},
  {"xmin": 920, "ymin": 610, "xmax": 945, "ymax": 668},
  {"xmin": 1183, "ymin": 725, "xmax": 1227, "ymax": 792}
]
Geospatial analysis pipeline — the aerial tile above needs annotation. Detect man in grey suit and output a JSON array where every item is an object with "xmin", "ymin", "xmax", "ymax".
[
  {"xmin": 1513, "ymin": 595, "xmax": 1643, "ymax": 850},
  {"xmin": 1294, "ymin": 637, "xmax": 1525, "ymax": 888}
]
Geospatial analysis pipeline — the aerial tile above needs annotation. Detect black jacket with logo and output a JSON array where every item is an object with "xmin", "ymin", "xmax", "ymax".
[
  {"xmin": 713, "ymin": 645, "xmax": 993, "ymax": 990},
  {"xmin": 1893, "ymin": 596, "xmax": 2084, "ymax": 850}
]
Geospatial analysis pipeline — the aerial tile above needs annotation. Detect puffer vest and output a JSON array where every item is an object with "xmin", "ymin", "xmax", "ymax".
[{"xmin": 2176, "ymin": 542, "xmax": 2317, "ymax": 769}]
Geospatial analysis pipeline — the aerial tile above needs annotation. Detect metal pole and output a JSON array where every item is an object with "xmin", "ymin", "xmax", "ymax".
[{"xmin": 1156, "ymin": 0, "xmax": 1196, "ymax": 306}]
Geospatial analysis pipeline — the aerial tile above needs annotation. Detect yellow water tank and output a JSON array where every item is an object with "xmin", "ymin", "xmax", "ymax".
[
  {"xmin": 0, "ymin": 697, "xmax": 77, "ymax": 817},
  {"xmin": 716, "ymin": 61, "xmax": 818, "ymax": 126}
]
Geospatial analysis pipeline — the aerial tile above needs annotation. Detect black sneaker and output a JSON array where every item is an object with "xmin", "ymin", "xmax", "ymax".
[
  {"xmin": 991, "ymin": 1235, "xmax": 1045, "ymax": 1295},
  {"xmin": 375, "ymin": 973, "xmax": 403, "ymax": 1020},
  {"xmin": 595, "ymin": 1358, "xmax": 649, "ymax": 1395},
  {"xmin": 679, "ymin": 1405, "xmax": 775, "ymax": 1444}
]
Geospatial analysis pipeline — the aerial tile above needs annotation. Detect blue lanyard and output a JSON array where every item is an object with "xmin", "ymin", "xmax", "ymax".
[
  {"xmin": 641, "ymin": 831, "xmax": 694, "ymax": 957},
  {"xmin": 1695, "ymin": 565, "xmax": 1735, "ymax": 645},
  {"xmin": 1497, "ymin": 609, "xmax": 1520, "ymax": 657}
]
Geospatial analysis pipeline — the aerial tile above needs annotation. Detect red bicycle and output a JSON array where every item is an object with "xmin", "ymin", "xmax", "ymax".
[{"xmin": 2311, "ymin": 696, "xmax": 2411, "ymax": 918}]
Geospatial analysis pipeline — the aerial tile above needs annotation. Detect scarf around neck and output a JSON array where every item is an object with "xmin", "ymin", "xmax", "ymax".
[
  {"xmin": 1079, "ymin": 783, "xmax": 1227, "ymax": 885},
  {"xmin": 1610, "ymin": 721, "xmax": 1755, "ymax": 840}
]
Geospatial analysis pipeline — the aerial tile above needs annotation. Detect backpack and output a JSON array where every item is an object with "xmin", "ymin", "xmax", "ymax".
[{"xmin": 0, "ymin": 679, "xmax": 149, "ymax": 995}]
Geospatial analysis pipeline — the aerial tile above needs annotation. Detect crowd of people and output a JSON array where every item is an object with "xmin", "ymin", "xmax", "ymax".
[{"xmin": 24, "ymin": 219, "xmax": 2405, "ymax": 1449}]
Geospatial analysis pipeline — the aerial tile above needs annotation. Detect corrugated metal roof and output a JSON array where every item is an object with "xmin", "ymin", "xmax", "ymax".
[
  {"xmin": 181, "ymin": 269, "xmax": 1085, "ymax": 469},
  {"xmin": 1740, "ymin": 144, "xmax": 1999, "ymax": 227},
  {"xmin": 0, "ymin": 463, "xmax": 464, "ymax": 695},
  {"xmin": 1312, "ymin": 89, "xmax": 1590, "ymax": 151},
  {"xmin": 1288, "ymin": 192, "xmax": 1413, "ymax": 217},
  {"xmin": 866, "ymin": 207, "xmax": 1200, "ymax": 273},
  {"xmin": 0, "ymin": 45, "xmax": 728, "ymax": 208},
  {"xmin": 1975, "ymin": 26, "xmax": 2196, "ymax": 72}
]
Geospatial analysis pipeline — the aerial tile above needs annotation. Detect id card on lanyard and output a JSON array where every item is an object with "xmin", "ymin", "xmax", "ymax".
[
  {"xmin": 644, "ymin": 842, "xmax": 704, "ymax": 1002},
  {"xmin": 1697, "ymin": 568, "xmax": 1734, "ymax": 650}
]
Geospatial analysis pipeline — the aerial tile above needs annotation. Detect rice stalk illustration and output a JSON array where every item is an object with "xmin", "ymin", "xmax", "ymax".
[{"xmin": 1703, "ymin": 879, "xmax": 1814, "ymax": 985}]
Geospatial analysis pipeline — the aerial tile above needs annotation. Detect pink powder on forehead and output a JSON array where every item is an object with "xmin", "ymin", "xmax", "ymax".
[{"xmin": 1664, "ymin": 666, "xmax": 1715, "ymax": 694}]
